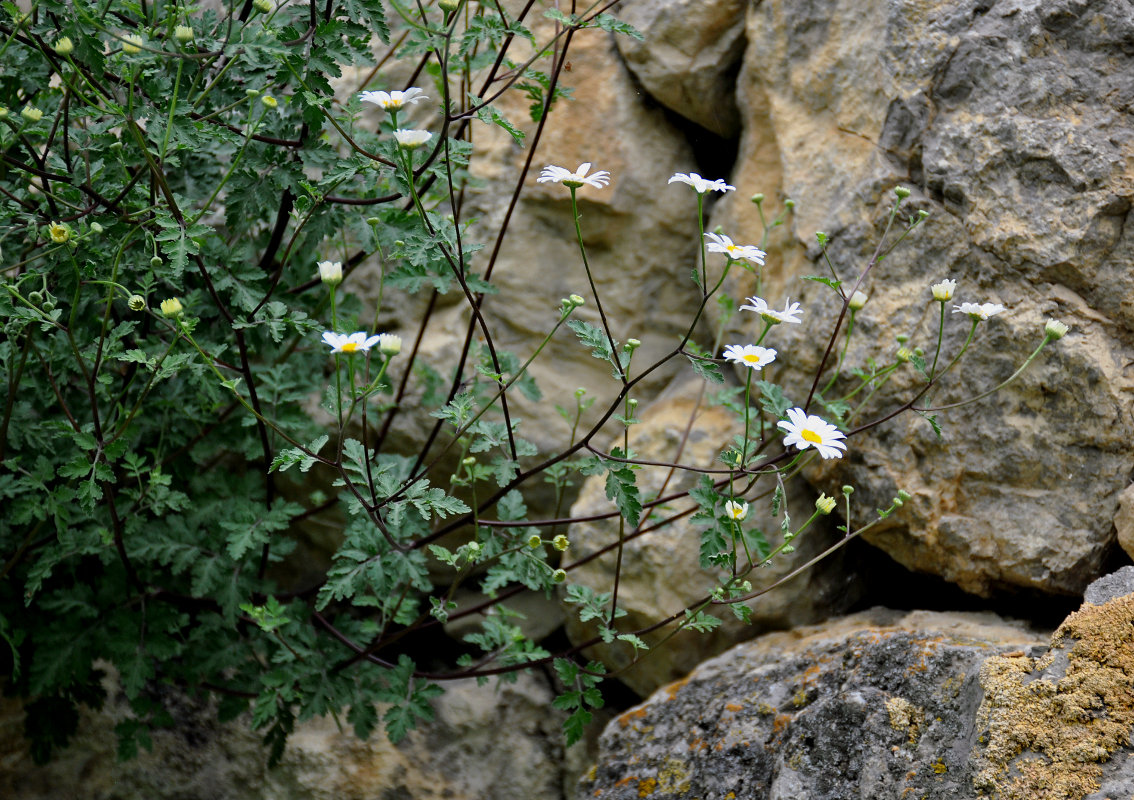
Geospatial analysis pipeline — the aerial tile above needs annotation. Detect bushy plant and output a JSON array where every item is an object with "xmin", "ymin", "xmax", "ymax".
[{"xmin": 0, "ymin": 0, "xmax": 1066, "ymax": 763}]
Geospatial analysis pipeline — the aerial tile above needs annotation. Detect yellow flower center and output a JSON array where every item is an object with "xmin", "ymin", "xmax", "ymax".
[
  {"xmin": 727, "ymin": 245, "xmax": 740, "ymax": 255},
  {"xmin": 743, "ymin": 354, "xmax": 761, "ymax": 364},
  {"xmin": 340, "ymin": 342, "xmax": 360, "ymax": 353},
  {"xmin": 802, "ymin": 429, "xmax": 823, "ymax": 444}
]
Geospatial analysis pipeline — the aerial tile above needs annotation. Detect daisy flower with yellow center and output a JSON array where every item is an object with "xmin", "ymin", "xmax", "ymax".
[
  {"xmin": 705, "ymin": 232, "xmax": 765, "ymax": 266},
  {"xmin": 952, "ymin": 302, "xmax": 1005, "ymax": 321},
  {"xmin": 322, "ymin": 331, "xmax": 381, "ymax": 354},
  {"xmin": 777, "ymin": 407, "xmax": 847, "ymax": 459},
  {"xmin": 359, "ymin": 87, "xmax": 428, "ymax": 110},
  {"xmin": 724, "ymin": 500, "xmax": 748, "ymax": 521},
  {"xmin": 739, "ymin": 296, "xmax": 803, "ymax": 325},
  {"xmin": 722, "ymin": 344, "xmax": 776, "ymax": 371}
]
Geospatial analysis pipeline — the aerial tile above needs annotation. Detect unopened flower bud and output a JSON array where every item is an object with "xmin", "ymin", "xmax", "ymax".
[
  {"xmin": 575, "ymin": 387, "xmax": 587, "ymax": 397},
  {"xmin": 816, "ymin": 231, "xmax": 829, "ymax": 246},
  {"xmin": 317, "ymin": 259, "xmax": 343, "ymax": 286},
  {"xmin": 896, "ymin": 347, "xmax": 913, "ymax": 363},
  {"xmin": 897, "ymin": 489, "xmax": 912, "ymax": 503},
  {"xmin": 569, "ymin": 294, "xmax": 585, "ymax": 307},
  {"xmin": 1044, "ymin": 319, "xmax": 1069, "ymax": 340},
  {"xmin": 160, "ymin": 297, "xmax": 184, "ymax": 317},
  {"xmin": 378, "ymin": 333, "xmax": 402, "ymax": 356},
  {"xmin": 261, "ymin": 95, "xmax": 278, "ymax": 108},
  {"xmin": 552, "ymin": 535, "xmax": 569, "ymax": 551},
  {"xmin": 128, "ymin": 294, "xmax": 146, "ymax": 311},
  {"xmin": 815, "ymin": 494, "xmax": 837, "ymax": 515},
  {"xmin": 89, "ymin": 222, "xmax": 104, "ymax": 234},
  {"xmin": 783, "ymin": 199, "xmax": 795, "ymax": 209},
  {"xmin": 150, "ymin": 256, "xmax": 163, "ymax": 268},
  {"xmin": 253, "ymin": 0, "xmax": 273, "ymax": 12},
  {"xmin": 54, "ymin": 37, "xmax": 74, "ymax": 56},
  {"xmin": 245, "ymin": 88, "xmax": 260, "ymax": 97},
  {"xmin": 175, "ymin": 25, "xmax": 194, "ymax": 43},
  {"xmin": 751, "ymin": 193, "xmax": 765, "ymax": 205},
  {"xmin": 848, "ymin": 290, "xmax": 868, "ymax": 311},
  {"xmin": 366, "ymin": 217, "xmax": 381, "ymax": 225},
  {"xmin": 894, "ymin": 186, "xmax": 911, "ymax": 199},
  {"xmin": 552, "ymin": 569, "xmax": 567, "ymax": 584},
  {"xmin": 627, "ymin": 398, "xmax": 638, "ymax": 409},
  {"xmin": 465, "ymin": 541, "xmax": 480, "ymax": 555},
  {"xmin": 41, "ymin": 300, "xmax": 55, "ymax": 312},
  {"xmin": 21, "ymin": 105, "xmax": 43, "ymax": 122},
  {"xmin": 461, "ymin": 456, "xmax": 476, "ymax": 467},
  {"xmin": 122, "ymin": 34, "xmax": 143, "ymax": 54},
  {"xmin": 439, "ymin": 0, "xmax": 461, "ymax": 9},
  {"xmin": 0, "ymin": 107, "xmax": 8, "ymax": 118},
  {"xmin": 917, "ymin": 209, "xmax": 929, "ymax": 219},
  {"xmin": 896, "ymin": 334, "xmax": 909, "ymax": 344},
  {"xmin": 527, "ymin": 534, "xmax": 542, "ymax": 549},
  {"xmin": 27, "ymin": 291, "xmax": 43, "ymax": 305},
  {"xmin": 842, "ymin": 485, "xmax": 854, "ymax": 496},
  {"xmin": 625, "ymin": 338, "xmax": 641, "ymax": 351}
]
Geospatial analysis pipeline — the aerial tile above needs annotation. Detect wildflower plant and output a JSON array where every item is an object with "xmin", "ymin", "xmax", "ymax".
[{"xmin": 0, "ymin": 0, "xmax": 1067, "ymax": 766}]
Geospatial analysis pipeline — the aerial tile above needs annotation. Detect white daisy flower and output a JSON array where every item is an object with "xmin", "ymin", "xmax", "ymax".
[
  {"xmin": 705, "ymin": 232, "xmax": 766, "ymax": 265},
  {"xmin": 322, "ymin": 331, "xmax": 381, "ymax": 354},
  {"xmin": 393, "ymin": 129, "xmax": 432, "ymax": 149},
  {"xmin": 724, "ymin": 500, "xmax": 748, "ymax": 521},
  {"xmin": 722, "ymin": 344, "xmax": 776, "ymax": 371},
  {"xmin": 952, "ymin": 302, "xmax": 1005, "ymax": 321},
  {"xmin": 537, "ymin": 162, "xmax": 611, "ymax": 189},
  {"xmin": 317, "ymin": 260, "xmax": 342, "ymax": 286},
  {"xmin": 739, "ymin": 296, "xmax": 803, "ymax": 325},
  {"xmin": 777, "ymin": 407, "xmax": 847, "ymax": 460},
  {"xmin": 668, "ymin": 172, "xmax": 735, "ymax": 194},
  {"xmin": 931, "ymin": 279, "xmax": 956, "ymax": 301},
  {"xmin": 377, "ymin": 333, "xmax": 402, "ymax": 356},
  {"xmin": 359, "ymin": 87, "xmax": 429, "ymax": 110}
]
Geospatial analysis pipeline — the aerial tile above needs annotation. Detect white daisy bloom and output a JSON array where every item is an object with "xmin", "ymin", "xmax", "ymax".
[
  {"xmin": 317, "ymin": 260, "xmax": 343, "ymax": 286},
  {"xmin": 377, "ymin": 333, "xmax": 402, "ymax": 356},
  {"xmin": 322, "ymin": 331, "xmax": 382, "ymax": 354},
  {"xmin": 739, "ymin": 296, "xmax": 803, "ymax": 325},
  {"xmin": 777, "ymin": 407, "xmax": 847, "ymax": 460},
  {"xmin": 722, "ymin": 344, "xmax": 776, "ymax": 371},
  {"xmin": 359, "ymin": 87, "xmax": 428, "ymax": 110},
  {"xmin": 705, "ymin": 232, "xmax": 766, "ymax": 265},
  {"xmin": 393, "ymin": 129, "xmax": 432, "ymax": 149},
  {"xmin": 724, "ymin": 500, "xmax": 748, "ymax": 521},
  {"xmin": 668, "ymin": 172, "xmax": 735, "ymax": 194},
  {"xmin": 952, "ymin": 302, "xmax": 1005, "ymax": 321},
  {"xmin": 931, "ymin": 279, "xmax": 957, "ymax": 301},
  {"xmin": 537, "ymin": 162, "xmax": 611, "ymax": 189}
]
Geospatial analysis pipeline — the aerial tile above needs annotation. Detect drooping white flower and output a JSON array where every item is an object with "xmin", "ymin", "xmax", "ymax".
[
  {"xmin": 848, "ymin": 290, "xmax": 868, "ymax": 311},
  {"xmin": 722, "ymin": 344, "xmax": 776, "ymax": 371},
  {"xmin": 1044, "ymin": 319, "xmax": 1069, "ymax": 340},
  {"xmin": 952, "ymin": 302, "xmax": 1005, "ymax": 321},
  {"xmin": 322, "ymin": 331, "xmax": 381, "ymax": 354},
  {"xmin": 739, "ymin": 296, "xmax": 803, "ymax": 325},
  {"xmin": 668, "ymin": 172, "xmax": 735, "ymax": 194},
  {"xmin": 777, "ymin": 407, "xmax": 847, "ymax": 460},
  {"xmin": 393, "ymin": 129, "xmax": 432, "ymax": 149},
  {"xmin": 704, "ymin": 232, "xmax": 766, "ymax": 265},
  {"xmin": 931, "ymin": 279, "xmax": 956, "ymax": 301},
  {"xmin": 377, "ymin": 333, "xmax": 402, "ymax": 356},
  {"xmin": 724, "ymin": 500, "xmax": 749, "ymax": 521},
  {"xmin": 359, "ymin": 87, "xmax": 429, "ymax": 110},
  {"xmin": 537, "ymin": 162, "xmax": 611, "ymax": 189}
]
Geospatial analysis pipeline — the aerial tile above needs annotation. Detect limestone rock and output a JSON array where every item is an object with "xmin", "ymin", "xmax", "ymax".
[
  {"xmin": 0, "ymin": 671, "xmax": 570, "ymax": 800},
  {"xmin": 1114, "ymin": 483, "xmax": 1134, "ymax": 562},
  {"xmin": 579, "ymin": 572, "xmax": 1134, "ymax": 800},
  {"xmin": 562, "ymin": 379, "xmax": 863, "ymax": 697},
  {"xmin": 613, "ymin": 0, "xmax": 747, "ymax": 137},
  {"xmin": 709, "ymin": 0, "xmax": 1134, "ymax": 596},
  {"xmin": 576, "ymin": 607, "xmax": 1046, "ymax": 800}
]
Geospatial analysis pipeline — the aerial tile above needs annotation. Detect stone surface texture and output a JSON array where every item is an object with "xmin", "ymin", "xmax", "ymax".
[
  {"xmin": 0, "ymin": 671, "xmax": 576, "ymax": 800},
  {"xmin": 579, "ymin": 570, "xmax": 1134, "ymax": 800},
  {"xmin": 706, "ymin": 0, "xmax": 1134, "ymax": 597},
  {"xmin": 613, "ymin": 0, "xmax": 748, "ymax": 137},
  {"xmin": 577, "ymin": 608, "xmax": 1047, "ymax": 800},
  {"xmin": 562, "ymin": 379, "xmax": 863, "ymax": 696}
]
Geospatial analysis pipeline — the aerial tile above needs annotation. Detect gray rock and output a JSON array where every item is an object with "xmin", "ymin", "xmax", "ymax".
[
  {"xmin": 576, "ymin": 608, "xmax": 1046, "ymax": 799},
  {"xmin": 709, "ymin": 0, "xmax": 1134, "ymax": 596},
  {"xmin": 1083, "ymin": 566, "xmax": 1134, "ymax": 606}
]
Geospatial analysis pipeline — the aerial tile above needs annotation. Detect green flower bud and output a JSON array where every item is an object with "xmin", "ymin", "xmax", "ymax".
[
  {"xmin": 751, "ymin": 193, "xmax": 765, "ymax": 205},
  {"xmin": 815, "ymin": 231, "xmax": 829, "ymax": 246},
  {"xmin": 53, "ymin": 37, "xmax": 74, "ymax": 56},
  {"xmin": 625, "ymin": 338, "xmax": 641, "ymax": 351},
  {"xmin": 261, "ymin": 95, "xmax": 278, "ymax": 108},
  {"xmin": 815, "ymin": 494, "xmax": 837, "ymax": 515},
  {"xmin": 160, "ymin": 297, "xmax": 184, "ymax": 317},
  {"xmin": 552, "ymin": 535, "xmax": 569, "ymax": 552},
  {"xmin": 0, "ymin": 107, "xmax": 7, "ymax": 118},
  {"xmin": 1044, "ymin": 319, "xmax": 1069, "ymax": 340},
  {"xmin": 917, "ymin": 209, "xmax": 929, "ymax": 219},
  {"xmin": 122, "ymin": 34, "xmax": 143, "ymax": 54},
  {"xmin": 21, "ymin": 105, "xmax": 43, "ymax": 123},
  {"xmin": 41, "ymin": 300, "xmax": 55, "ymax": 312},
  {"xmin": 842, "ymin": 485, "xmax": 854, "ymax": 496},
  {"xmin": 245, "ymin": 88, "xmax": 261, "ymax": 97},
  {"xmin": 89, "ymin": 222, "xmax": 104, "ymax": 234},
  {"xmin": 461, "ymin": 456, "xmax": 476, "ymax": 467},
  {"xmin": 569, "ymin": 294, "xmax": 585, "ymax": 307},
  {"xmin": 894, "ymin": 186, "xmax": 910, "ymax": 199},
  {"xmin": 527, "ymin": 534, "xmax": 542, "ymax": 549},
  {"xmin": 552, "ymin": 569, "xmax": 567, "ymax": 584},
  {"xmin": 897, "ymin": 489, "xmax": 912, "ymax": 503},
  {"xmin": 253, "ymin": 0, "xmax": 273, "ymax": 12},
  {"xmin": 128, "ymin": 294, "xmax": 146, "ymax": 311},
  {"xmin": 896, "ymin": 347, "xmax": 914, "ymax": 363},
  {"xmin": 465, "ymin": 541, "xmax": 481, "ymax": 555},
  {"xmin": 27, "ymin": 291, "xmax": 43, "ymax": 305},
  {"xmin": 149, "ymin": 256, "xmax": 164, "ymax": 268},
  {"xmin": 784, "ymin": 198, "xmax": 795, "ymax": 210},
  {"xmin": 175, "ymin": 25, "xmax": 194, "ymax": 43},
  {"xmin": 575, "ymin": 387, "xmax": 587, "ymax": 397},
  {"xmin": 48, "ymin": 222, "xmax": 70, "ymax": 243},
  {"xmin": 895, "ymin": 334, "xmax": 910, "ymax": 344},
  {"xmin": 848, "ymin": 290, "xmax": 868, "ymax": 311},
  {"xmin": 439, "ymin": 0, "xmax": 461, "ymax": 8}
]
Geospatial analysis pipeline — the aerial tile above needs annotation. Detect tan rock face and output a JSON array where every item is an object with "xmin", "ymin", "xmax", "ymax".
[
  {"xmin": 709, "ymin": 0, "xmax": 1134, "ymax": 596},
  {"xmin": 562, "ymin": 379, "xmax": 862, "ymax": 696}
]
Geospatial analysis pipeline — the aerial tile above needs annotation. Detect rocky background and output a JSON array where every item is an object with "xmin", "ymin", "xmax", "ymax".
[{"xmin": 6, "ymin": 0, "xmax": 1134, "ymax": 798}]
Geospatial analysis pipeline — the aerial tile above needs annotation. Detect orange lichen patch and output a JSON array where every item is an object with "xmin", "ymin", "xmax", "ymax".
[
  {"xmin": 636, "ymin": 777, "xmax": 657, "ymax": 797},
  {"xmin": 772, "ymin": 713, "xmax": 792, "ymax": 735},
  {"xmin": 618, "ymin": 708, "xmax": 649, "ymax": 728},
  {"xmin": 973, "ymin": 595, "xmax": 1134, "ymax": 800},
  {"xmin": 614, "ymin": 775, "xmax": 640, "ymax": 789},
  {"xmin": 663, "ymin": 677, "xmax": 690, "ymax": 700},
  {"xmin": 904, "ymin": 636, "xmax": 946, "ymax": 676},
  {"xmin": 725, "ymin": 702, "xmax": 744, "ymax": 712}
]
